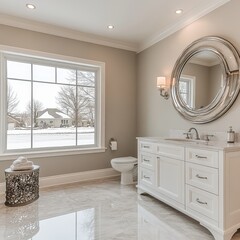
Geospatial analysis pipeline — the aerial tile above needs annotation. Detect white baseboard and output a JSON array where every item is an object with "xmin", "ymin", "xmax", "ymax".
[
  {"xmin": 0, "ymin": 168, "xmax": 120, "ymax": 195},
  {"xmin": 39, "ymin": 168, "xmax": 120, "ymax": 188}
]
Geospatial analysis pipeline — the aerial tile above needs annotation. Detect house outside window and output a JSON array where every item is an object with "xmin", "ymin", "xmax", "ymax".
[{"xmin": 0, "ymin": 49, "xmax": 105, "ymax": 157}]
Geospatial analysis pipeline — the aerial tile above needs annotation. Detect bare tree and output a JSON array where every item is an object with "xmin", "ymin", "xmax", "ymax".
[
  {"xmin": 26, "ymin": 100, "xmax": 43, "ymax": 127},
  {"xmin": 56, "ymin": 86, "xmax": 91, "ymax": 126},
  {"xmin": 19, "ymin": 112, "xmax": 31, "ymax": 127},
  {"xmin": 56, "ymin": 71, "xmax": 95, "ymax": 126},
  {"xmin": 7, "ymin": 85, "xmax": 19, "ymax": 114}
]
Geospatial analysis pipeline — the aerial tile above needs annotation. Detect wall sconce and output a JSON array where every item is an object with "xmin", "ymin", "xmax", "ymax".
[{"xmin": 157, "ymin": 76, "xmax": 169, "ymax": 100}]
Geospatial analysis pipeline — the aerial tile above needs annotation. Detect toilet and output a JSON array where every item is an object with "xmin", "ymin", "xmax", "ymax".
[{"xmin": 111, "ymin": 157, "xmax": 137, "ymax": 185}]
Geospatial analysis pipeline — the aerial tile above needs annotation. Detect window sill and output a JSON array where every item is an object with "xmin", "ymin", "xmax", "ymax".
[{"xmin": 0, "ymin": 147, "xmax": 106, "ymax": 161}]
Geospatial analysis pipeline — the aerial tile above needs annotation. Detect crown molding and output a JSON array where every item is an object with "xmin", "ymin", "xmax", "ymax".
[
  {"xmin": 0, "ymin": 13, "xmax": 138, "ymax": 52},
  {"xmin": 138, "ymin": 0, "xmax": 231, "ymax": 53},
  {"xmin": 0, "ymin": 0, "xmax": 230, "ymax": 53}
]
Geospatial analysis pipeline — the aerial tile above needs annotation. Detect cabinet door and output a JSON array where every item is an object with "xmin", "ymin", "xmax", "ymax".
[{"xmin": 156, "ymin": 155, "xmax": 184, "ymax": 204}]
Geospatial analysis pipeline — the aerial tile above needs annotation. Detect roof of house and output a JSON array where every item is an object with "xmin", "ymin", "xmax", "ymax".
[
  {"xmin": 38, "ymin": 112, "xmax": 54, "ymax": 119},
  {"xmin": 37, "ymin": 108, "xmax": 71, "ymax": 120},
  {"xmin": 7, "ymin": 114, "xmax": 21, "ymax": 124}
]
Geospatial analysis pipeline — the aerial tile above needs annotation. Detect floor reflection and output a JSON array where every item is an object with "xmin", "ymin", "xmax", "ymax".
[
  {"xmin": 138, "ymin": 195, "xmax": 240, "ymax": 240},
  {"xmin": 0, "ymin": 179, "xmax": 240, "ymax": 240},
  {"xmin": 137, "ymin": 198, "xmax": 212, "ymax": 240},
  {"xmin": 3, "ymin": 202, "xmax": 39, "ymax": 240},
  {"xmin": 32, "ymin": 208, "xmax": 95, "ymax": 240}
]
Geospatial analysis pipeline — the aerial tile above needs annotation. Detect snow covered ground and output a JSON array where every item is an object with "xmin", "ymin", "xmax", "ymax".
[
  {"xmin": 8, "ymin": 127, "xmax": 94, "ymax": 135},
  {"xmin": 7, "ymin": 127, "xmax": 95, "ymax": 149}
]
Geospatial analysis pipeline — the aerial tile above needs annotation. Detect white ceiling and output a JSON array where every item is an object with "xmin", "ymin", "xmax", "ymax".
[{"xmin": 0, "ymin": 0, "xmax": 230, "ymax": 52}]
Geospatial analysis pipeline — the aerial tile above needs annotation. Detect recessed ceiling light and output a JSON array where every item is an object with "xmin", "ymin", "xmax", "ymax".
[
  {"xmin": 107, "ymin": 25, "xmax": 114, "ymax": 30},
  {"xmin": 26, "ymin": 4, "xmax": 36, "ymax": 10},
  {"xmin": 176, "ymin": 9, "xmax": 183, "ymax": 14}
]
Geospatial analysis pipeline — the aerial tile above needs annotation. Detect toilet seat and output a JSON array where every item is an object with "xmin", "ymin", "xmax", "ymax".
[{"xmin": 111, "ymin": 157, "xmax": 137, "ymax": 164}]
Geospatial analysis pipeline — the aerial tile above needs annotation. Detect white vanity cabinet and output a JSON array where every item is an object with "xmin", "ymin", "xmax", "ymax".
[
  {"xmin": 138, "ymin": 141, "xmax": 185, "ymax": 211},
  {"xmin": 137, "ymin": 138, "xmax": 240, "ymax": 240}
]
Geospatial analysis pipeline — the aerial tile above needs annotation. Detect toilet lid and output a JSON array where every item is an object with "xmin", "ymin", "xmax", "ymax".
[{"xmin": 111, "ymin": 157, "xmax": 137, "ymax": 164}]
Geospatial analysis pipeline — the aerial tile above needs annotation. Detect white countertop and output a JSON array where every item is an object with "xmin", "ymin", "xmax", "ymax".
[{"xmin": 137, "ymin": 137, "xmax": 240, "ymax": 152}]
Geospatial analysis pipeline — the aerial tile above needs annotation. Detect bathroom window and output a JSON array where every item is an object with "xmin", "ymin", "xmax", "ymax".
[
  {"xmin": 0, "ymin": 50, "xmax": 105, "ymax": 157},
  {"xmin": 179, "ymin": 75, "xmax": 195, "ymax": 108}
]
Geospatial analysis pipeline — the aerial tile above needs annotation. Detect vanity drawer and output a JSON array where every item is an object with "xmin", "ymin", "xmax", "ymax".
[
  {"xmin": 186, "ymin": 185, "xmax": 218, "ymax": 221},
  {"xmin": 186, "ymin": 163, "xmax": 219, "ymax": 195},
  {"xmin": 139, "ymin": 152, "xmax": 156, "ymax": 170},
  {"xmin": 139, "ymin": 141, "xmax": 156, "ymax": 153},
  {"xmin": 156, "ymin": 143, "xmax": 184, "ymax": 160},
  {"xmin": 186, "ymin": 148, "xmax": 218, "ymax": 168},
  {"xmin": 139, "ymin": 167, "xmax": 155, "ymax": 187}
]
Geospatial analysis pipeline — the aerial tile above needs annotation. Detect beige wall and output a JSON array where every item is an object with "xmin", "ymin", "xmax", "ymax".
[
  {"xmin": 209, "ymin": 64, "xmax": 222, "ymax": 101},
  {"xmin": 0, "ymin": 25, "xmax": 137, "ymax": 182},
  {"xmin": 137, "ymin": 0, "xmax": 240, "ymax": 137}
]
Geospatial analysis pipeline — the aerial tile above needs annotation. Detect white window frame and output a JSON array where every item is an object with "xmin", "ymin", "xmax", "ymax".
[
  {"xmin": 179, "ymin": 74, "xmax": 196, "ymax": 109},
  {"xmin": 0, "ymin": 45, "xmax": 105, "ymax": 160}
]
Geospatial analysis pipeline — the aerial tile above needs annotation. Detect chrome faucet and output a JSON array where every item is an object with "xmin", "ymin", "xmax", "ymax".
[{"xmin": 188, "ymin": 127, "xmax": 200, "ymax": 140}]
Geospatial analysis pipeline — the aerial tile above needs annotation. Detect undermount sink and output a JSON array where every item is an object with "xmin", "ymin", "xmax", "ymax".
[
  {"xmin": 164, "ymin": 138, "xmax": 208, "ymax": 144},
  {"xmin": 164, "ymin": 138, "xmax": 192, "ymax": 142}
]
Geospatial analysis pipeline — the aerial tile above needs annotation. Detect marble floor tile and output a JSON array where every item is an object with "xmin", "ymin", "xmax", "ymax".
[{"xmin": 0, "ymin": 178, "xmax": 240, "ymax": 240}]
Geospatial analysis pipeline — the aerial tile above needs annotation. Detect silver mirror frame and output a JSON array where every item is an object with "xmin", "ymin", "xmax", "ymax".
[{"xmin": 171, "ymin": 36, "xmax": 240, "ymax": 124}]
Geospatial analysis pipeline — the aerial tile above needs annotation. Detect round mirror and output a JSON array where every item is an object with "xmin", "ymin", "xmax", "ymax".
[
  {"xmin": 171, "ymin": 36, "xmax": 240, "ymax": 123},
  {"xmin": 179, "ymin": 51, "xmax": 226, "ymax": 109}
]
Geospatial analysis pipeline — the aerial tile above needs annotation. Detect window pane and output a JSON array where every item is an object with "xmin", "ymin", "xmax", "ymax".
[
  {"xmin": 179, "ymin": 81, "xmax": 187, "ymax": 93},
  {"xmin": 77, "ymin": 86, "xmax": 95, "ymax": 146},
  {"xmin": 57, "ymin": 68, "xmax": 76, "ymax": 85},
  {"xmin": 33, "ymin": 64, "xmax": 55, "ymax": 83},
  {"xmin": 77, "ymin": 208, "xmax": 95, "ymax": 240},
  {"xmin": 33, "ymin": 213, "xmax": 76, "ymax": 240},
  {"xmin": 77, "ymin": 71, "xmax": 95, "ymax": 87},
  {"xmin": 7, "ymin": 80, "xmax": 31, "ymax": 150},
  {"xmin": 33, "ymin": 82, "xmax": 76, "ymax": 148},
  {"xmin": 7, "ymin": 61, "xmax": 31, "ymax": 80}
]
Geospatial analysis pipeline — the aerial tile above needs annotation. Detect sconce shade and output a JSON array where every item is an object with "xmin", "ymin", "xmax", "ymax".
[
  {"xmin": 157, "ymin": 76, "xmax": 166, "ymax": 87},
  {"xmin": 156, "ymin": 76, "xmax": 169, "ymax": 100}
]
